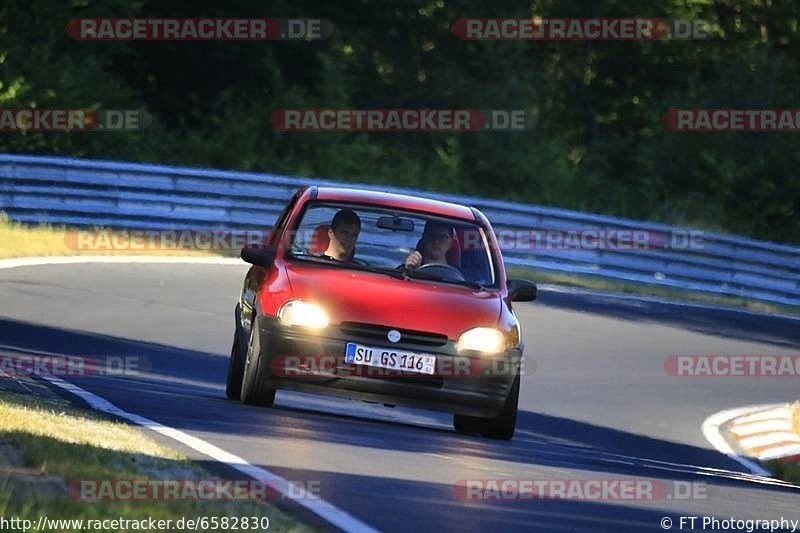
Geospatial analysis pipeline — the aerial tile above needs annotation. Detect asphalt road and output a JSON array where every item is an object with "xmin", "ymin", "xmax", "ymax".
[{"xmin": 1, "ymin": 262, "xmax": 799, "ymax": 532}]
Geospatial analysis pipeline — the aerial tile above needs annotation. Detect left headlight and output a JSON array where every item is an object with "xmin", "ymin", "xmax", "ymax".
[
  {"xmin": 456, "ymin": 327, "xmax": 506, "ymax": 354},
  {"xmin": 278, "ymin": 300, "xmax": 330, "ymax": 329}
]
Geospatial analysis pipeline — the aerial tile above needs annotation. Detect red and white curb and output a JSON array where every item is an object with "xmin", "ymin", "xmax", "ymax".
[
  {"xmin": 703, "ymin": 404, "xmax": 800, "ymax": 476},
  {"xmin": 729, "ymin": 405, "xmax": 800, "ymax": 462}
]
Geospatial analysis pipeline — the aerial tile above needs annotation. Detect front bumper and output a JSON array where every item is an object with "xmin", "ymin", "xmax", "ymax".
[{"xmin": 252, "ymin": 315, "xmax": 522, "ymax": 417}]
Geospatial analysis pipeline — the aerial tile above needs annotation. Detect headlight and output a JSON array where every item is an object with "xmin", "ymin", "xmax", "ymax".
[
  {"xmin": 278, "ymin": 300, "xmax": 330, "ymax": 329},
  {"xmin": 456, "ymin": 327, "xmax": 506, "ymax": 354}
]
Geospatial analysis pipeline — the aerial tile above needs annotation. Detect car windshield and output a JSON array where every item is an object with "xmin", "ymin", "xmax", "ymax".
[{"xmin": 286, "ymin": 202, "xmax": 497, "ymax": 288}]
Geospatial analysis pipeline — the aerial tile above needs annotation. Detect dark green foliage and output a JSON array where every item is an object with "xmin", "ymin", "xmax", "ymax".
[{"xmin": 1, "ymin": 0, "xmax": 797, "ymax": 242}]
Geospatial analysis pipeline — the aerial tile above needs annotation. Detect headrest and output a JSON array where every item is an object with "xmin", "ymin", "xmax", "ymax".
[{"xmin": 309, "ymin": 224, "xmax": 331, "ymax": 254}]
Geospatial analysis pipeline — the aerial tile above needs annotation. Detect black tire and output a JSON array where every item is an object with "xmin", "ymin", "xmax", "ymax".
[
  {"xmin": 453, "ymin": 374, "xmax": 520, "ymax": 440},
  {"xmin": 240, "ymin": 319, "xmax": 277, "ymax": 407},
  {"xmin": 225, "ymin": 326, "xmax": 245, "ymax": 400},
  {"xmin": 453, "ymin": 413, "xmax": 482, "ymax": 434}
]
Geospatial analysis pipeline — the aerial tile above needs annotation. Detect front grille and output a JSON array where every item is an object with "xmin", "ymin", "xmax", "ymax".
[{"xmin": 338, "ymin": 322, "xmax": 448, "ymax": 347}]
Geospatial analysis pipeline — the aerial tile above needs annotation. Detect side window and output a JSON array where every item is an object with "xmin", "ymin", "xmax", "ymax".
[
  {"xmin": 269, "ymin": 189, "xmax": 302, "ymax": 246},
  {"xmin": 291, "ymin": 206, "xmax": 337, "ymax": 251}
]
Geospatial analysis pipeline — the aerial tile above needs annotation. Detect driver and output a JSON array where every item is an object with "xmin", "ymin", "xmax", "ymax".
[
  {"xmin": 403, "ymin": 220, "xmax": 456, "ymax": 269},
  {"xmin": 323, "ymin": 208, "xmax": 361, "ymax": 261}
]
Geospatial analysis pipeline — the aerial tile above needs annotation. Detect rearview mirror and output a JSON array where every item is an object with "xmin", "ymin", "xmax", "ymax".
[
  {"xmin": 376, "ymin": 215, "xmax": 414, "ymax": 232},
  {"xmin": 241, "ymin": 247, "xmax": 276, "ymax": 267},
  {"xmin": 507, "ymin": 279, "xmax": 537, "ymax": 302}
]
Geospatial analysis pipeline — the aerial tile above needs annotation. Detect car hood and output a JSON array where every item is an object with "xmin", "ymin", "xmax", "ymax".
[{"xmin": 283, "ymin": 262, "xmax": 502, "ymax": 339}]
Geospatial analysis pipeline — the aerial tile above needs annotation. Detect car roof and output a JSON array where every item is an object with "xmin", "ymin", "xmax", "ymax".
[{"xmin": 314, "ymin": 187, "xmax": 476, "ymax": 221}]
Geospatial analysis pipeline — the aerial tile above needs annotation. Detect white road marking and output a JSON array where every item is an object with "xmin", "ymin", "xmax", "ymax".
[
  {"xmin": 0, "ymin": 255, "xmax": 242, "ymax": 270},
  {"xmin": 41, "ymin": 374, "xmax": 378, "ymax": 533}
]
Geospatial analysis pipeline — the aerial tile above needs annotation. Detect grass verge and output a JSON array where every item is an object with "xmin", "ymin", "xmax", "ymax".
[
  {"xmin": 0, "ymin": 215, "xmax": 225, "ymax": 259},
  {"xmin": 507, "ymin": 266, "xmax": 800, "ymax": 317},
  {"xmin": 0, "ymin": 391, "xmax": 312, "ymax": 532},
  {"xmin": 767, "ymin": 460, "xmax": 800, "ymax": 484}
]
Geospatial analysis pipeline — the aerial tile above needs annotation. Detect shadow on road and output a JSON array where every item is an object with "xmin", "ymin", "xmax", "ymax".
[
  {"xmin": 238, "ymin": 466, "xmax": 710, "ymax": 533},
  {"xmin": 0, "ymin": 316, "xmax": 798, "ymax": 505},
  {"xmin": 536, "ymin": 289, "xmax": 800, "ymax": 348}
]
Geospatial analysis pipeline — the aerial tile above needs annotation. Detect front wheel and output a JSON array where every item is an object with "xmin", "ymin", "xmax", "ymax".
[
  {"xmin": 226, "ymin": 306, "xmax": 247, "ymax": 400},
  {"xmin": 240, "ymin": 319, "xmax": 277, "ymax": 407},
  {"xmin": 225, "ymin": 330, "xmax": 245, "ymax": 400},
  {"xmin": 454, "ymin": 374, "xmax": 519, "ymax": 440}
]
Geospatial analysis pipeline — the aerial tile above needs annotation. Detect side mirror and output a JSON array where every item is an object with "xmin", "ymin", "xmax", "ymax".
[
  {"xmin": 241, "ymin": 247, "xmax": 276, "ymax": 267},
  {"xmin": 507, "ymin": 279, "xmax": 537, "ymax": 302}
]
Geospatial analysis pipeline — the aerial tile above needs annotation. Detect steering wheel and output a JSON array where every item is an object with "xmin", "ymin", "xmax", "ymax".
[{"xmin": 413, "ymin": 263, "xmax": 466, "ymax": 282}]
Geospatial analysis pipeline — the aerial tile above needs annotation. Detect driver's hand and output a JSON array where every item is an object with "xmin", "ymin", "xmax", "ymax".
[{"xmin": 404, "ymin": 251, "xmax": 422, "ymax": 269}]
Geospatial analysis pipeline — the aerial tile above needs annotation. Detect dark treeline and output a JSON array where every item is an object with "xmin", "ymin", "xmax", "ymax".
[{"xmin": 1, "ymin": 0, "xmax": 798, "ymax": 243}]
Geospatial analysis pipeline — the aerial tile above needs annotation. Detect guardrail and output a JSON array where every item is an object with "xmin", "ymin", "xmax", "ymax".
[{"xmin": 1, "ymin": 154, "xmax": 798, "ymax": 307}]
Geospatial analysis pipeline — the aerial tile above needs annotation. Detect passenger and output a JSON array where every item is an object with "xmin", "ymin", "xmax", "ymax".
[{"xmin": 323, "ymin": 208, "xmax": 361, "ymax": 261}]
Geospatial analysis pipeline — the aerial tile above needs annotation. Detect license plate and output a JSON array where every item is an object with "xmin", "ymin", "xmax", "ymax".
[{"xmin": 345, "ymin": 342, "xmax": 436, "ymax": 375}]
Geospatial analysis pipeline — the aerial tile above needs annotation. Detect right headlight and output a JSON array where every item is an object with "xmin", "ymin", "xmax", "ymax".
[
  {"xmin": 456, "ymin": 327, "xmax": 506, "ymax": 354},
  {"xmin": 278, "ymin": 300, "xmax": 330, "ymax": 329}
]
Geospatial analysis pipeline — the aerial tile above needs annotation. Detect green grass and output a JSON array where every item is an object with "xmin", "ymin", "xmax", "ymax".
[
  {"xmin": 507, "ymin": 266, "xmax": 800, "ymax": 316},
  {"xmin": 767, "ymin": 460, "xmax": 800, "ymax": 485},
  {"xmin": 0, "ymin": 392, "xmax": 313, "ymax": 533}
]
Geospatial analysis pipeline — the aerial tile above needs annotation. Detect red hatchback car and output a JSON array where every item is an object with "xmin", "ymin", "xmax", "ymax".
[{"xmin": 226, "ymin": 186, "xmax": 537, "ymax": 439}]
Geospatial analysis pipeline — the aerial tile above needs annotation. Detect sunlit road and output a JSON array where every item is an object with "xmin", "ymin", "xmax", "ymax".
[{"xmin": 1, "ymin": 262, "xmax": 799, "ymax": 532}]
